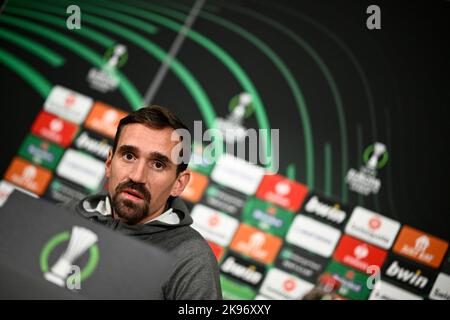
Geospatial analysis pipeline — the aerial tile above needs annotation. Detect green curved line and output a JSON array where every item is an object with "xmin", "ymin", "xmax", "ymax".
[
  {"xmin": 0, "ymin": 47, "xmax": 52, "ymax": 97},
  {"xmin": 23, "ymin": 0, "xmax": 159, "ymax": 36},
  {"xmin": 382, "ymin": 108, "xmax": 398, "ymax": 218},
  {"xmin": 74, "ymin": 6, "xmax": 160, "ymax": 35},
  {"xmin": 150, "ymin": 0, "xmax": 315, "ymax": 188},
  {"xmin": 78, "ymin": 3, "xmax": 159, "ymax": 35},
  {"xmin": 40, "ymin": 232, "xmax": 69, "ymax": 273},
  {"xmin": 207, "ymin": 1, "xmax": 348, "ymax": 199},
  {"xmin": 12, "ymin": 0, "xmax": 216, "ymax": 128},
  {"xmin": 197, "ymin": 12, "xmax": 314, "ymax": 185},
  {"xmin": 255, "ymin": 0, "xmax": 382, "ymax": 200},
  {"xmin": 1, "ymin": 11, "xmax": 143, "ymax": 108},
  {"xmin": 87, "ymin": 0, "xmax": 273, "ymax": 170},
  {"xmin": 0, "ymin": 27, "xmax": 64, "ymax": 67},
  {"xmin": 356, "ymin": 124, "xmax": 364, "ymax": 207},
  {"xmin": 324, "ymin": 142, "xmax": 332, "ymax": 197},
  {"xmin": 6, "ymin": 2, "xmax": 116, "ymax": 47},
  {"xmin": 286, "ymin": 163, "xmax": 296, "ymax": 180},
  {"xmin": 165, "ymin": 0, "xmax": 342, "ymax": 198},
  {"xmin": 80, "ymin": 12, "xmax": 216, "ymax": 126},
  {"xmin": 265, "ymin": 0, "xmax": 378, "ymax": 139}
]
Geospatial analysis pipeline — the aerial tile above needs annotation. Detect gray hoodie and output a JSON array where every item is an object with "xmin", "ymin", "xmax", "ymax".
[{"xmin": 62, "ymin": 194, "xmax": 222, "ymax": 300}]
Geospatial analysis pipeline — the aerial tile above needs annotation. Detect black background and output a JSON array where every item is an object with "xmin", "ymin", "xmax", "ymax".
[{"xmin": 0, "ymin": 0, "xmax": 449, "ymax": 240}]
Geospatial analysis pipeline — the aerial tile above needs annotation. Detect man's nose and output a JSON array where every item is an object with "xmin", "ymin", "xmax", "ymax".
[{"xmin": 129, "ymin": 160, "xmax": 148, "ymax": 183}]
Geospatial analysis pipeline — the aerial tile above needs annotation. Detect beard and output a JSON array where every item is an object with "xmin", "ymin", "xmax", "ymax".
[{"xmin": 111, "ymin": 180, "xmax": 151, "ymax": 225}]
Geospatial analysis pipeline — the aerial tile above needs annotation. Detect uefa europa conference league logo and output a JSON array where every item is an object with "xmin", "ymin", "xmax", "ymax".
[
  {"xmin": 346, "ymin": 142, "xmax": 388, "ymax": 196},
  {"xmin": 42, "ymin": 226, "xmax": 99, "ymax": 290},
  {"xmin": 87, "ymin": 44, "xmax": 128, "ymax": 93},
  {"xmin": 215, "ymin": 92, "xmax": 254, "ymax": 143}
]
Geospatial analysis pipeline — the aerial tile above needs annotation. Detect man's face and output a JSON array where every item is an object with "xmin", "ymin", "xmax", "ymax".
[{"xmin": 105, "ymin": 123, "xmax": 190, "ymax": 224}]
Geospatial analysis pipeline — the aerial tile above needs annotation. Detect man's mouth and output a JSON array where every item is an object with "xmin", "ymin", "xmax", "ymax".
[{"xmin": 121, "ymin": 188, "xmax": 144, "ymax": 201}]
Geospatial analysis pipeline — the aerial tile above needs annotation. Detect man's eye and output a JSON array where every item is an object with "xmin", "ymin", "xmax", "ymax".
[
  {"xmin": 123, "ymin": 153, "xmax": 135, "ymax": 161},
  {"xmin": 153, "ymin": 161, "xmax": 165, "ymax": 170}
]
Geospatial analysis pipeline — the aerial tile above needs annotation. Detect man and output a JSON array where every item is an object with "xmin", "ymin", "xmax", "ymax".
[{"xmin": 63, "ymin": 105, "xmax": 222, "ymax": 300}]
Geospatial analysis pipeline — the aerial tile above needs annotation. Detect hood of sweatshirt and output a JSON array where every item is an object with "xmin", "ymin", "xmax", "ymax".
[{"xmin": 73, "ymin": 193, "xmax": 193, "ymax": 237}]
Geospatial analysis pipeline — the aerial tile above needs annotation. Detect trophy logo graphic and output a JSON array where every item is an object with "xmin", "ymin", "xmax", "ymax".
[
  {"xmin": 42, "ymin": 226, "xmax": 99, "ymax": 289},
  {"xmin": 215, "ymin": 92, "xmax": 254, "ymax": 143},
  {"xmin": 364, "ymin": 142, "xmax": 387, "ymax": 173},
  {"xmin": 87, "ymin": 44, "xmax": 128, "ymax": 93},
  {"xmin": 105, "ymin": 44, "xmax": 127, "ymax": 70},
  {"xmin": 346, "ymin": 142, "xmax": 388, "ymax": 196}
]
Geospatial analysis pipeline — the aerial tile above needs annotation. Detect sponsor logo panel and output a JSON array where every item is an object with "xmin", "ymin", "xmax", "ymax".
[
  {"xmin": 211, "ymin": 154, "xmax": 265, "ymax": 195},
  {"xmin": 300, "ymin": 193, "xmax": 351, "ymax": 229},
  {"xmin": 72, "ymin": 130, "xmax": 112, "ymax": 161},
  {"xmin": 255, "ymin": 174, "xmax": 308, "ymax": 212},
  {"xmin": 345, "ymin": 206, "xmax": 401, "ymax": 249},
  {"xmin": 286, "ymin": 215, "xmax": 341, "ymax": 257},
  {"xmin": 274, "ymin": 244, "xmax": 328, "ymax": 283},
  {"xmin": 200, "ymin": 183, "xmax": 247, "ymax": 218},
  {"xmin": 220, "ymin": 251, "xmax": 266, "ymax": 289},
  {"xmin": 382, "ymin": 255, "xmax": 438, "ymax": 296},
  {"xmin": 56, "ymin": 149, "xmax": 105, "ymax": 192},
  {"xmin": 429, "ymin": 273, "xmax": 450, "ymax": 300},
  {"xmin": 44, "ymin": 85, "xmax": 93, "ymax": 124},
  {"xmin": 221, "ymin": 275, "xmax": 256, "ymax": 300},
  {"xmin": 4, "ymin": 157, "xmax": 52, "ymax": 196},
  {"xmin": 31, "ymin": 111, "xmax": 79, "ymax": 148},
  {"xmin": 230, "ymin": 224, "xmax": 282, "ymax": 265},
  {"xmin": 259, "ymin": 268, "xmax": 314, "ymax": 300},
  {"xmin": 393, "ymin": 225, "xmax": 448, "ymax": 269},
  {"xmin": 84, "ymin": 102, "xmax": 128, "ymax": 139},
  {"xmin": 191, "ymin": 204, "xmax": 239, "ymax": 247},
  {"xmin": 333, "ymin": 235, "xmax": 387, "ymax": 272},
  {"xmin": 44, "ymin": 176, "xmax": 89, "ymax": 205},
  {"xmin": 18, "ymin": 134, "xmax": 65, "ymax": 170},
  {"xmin": 242, "ymin": 197, "xmax": 294, "ymax": 237},
  {"xmin": 325, "ymin": 261, "xmax": 371, "ymax": 300}
]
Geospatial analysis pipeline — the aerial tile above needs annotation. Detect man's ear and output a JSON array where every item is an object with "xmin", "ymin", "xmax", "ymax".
[
  {"xmin": 105, "ymin": 149, "xmax": 113, "ymax": 179},
  {"xmin": 170, "ymin": 170, "xmax": 191, "ymax": 198}
]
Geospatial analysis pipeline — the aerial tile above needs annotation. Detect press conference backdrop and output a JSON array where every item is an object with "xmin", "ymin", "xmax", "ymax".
[{"xmin": 0, "ymin": 0, "xmax": 449, "ymax": 300}]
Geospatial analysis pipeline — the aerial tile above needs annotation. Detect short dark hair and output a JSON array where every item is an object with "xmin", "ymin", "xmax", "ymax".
[{"xmin": 112, "ymin": 105, "xmax": 190, "ymax": 174}]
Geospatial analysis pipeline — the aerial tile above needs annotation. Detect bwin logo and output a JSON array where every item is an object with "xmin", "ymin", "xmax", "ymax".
[
  {"xmin": 44, "ymin": 226, "xmax": 98, "ymax": 288},
  {"xmin": 75, "ymin": 132, "xmax": 111, "ymax": 160},
  {"xmin": 304, "ymin": 196, "xmax": 346, "ymax": 224},
  {"xmin": 220, "ymin": 257, "xmax": 263, "ymax": 285},
  {"xmin": 386, "ymin": 261, "xmax": 428, "ymax": 288}
]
